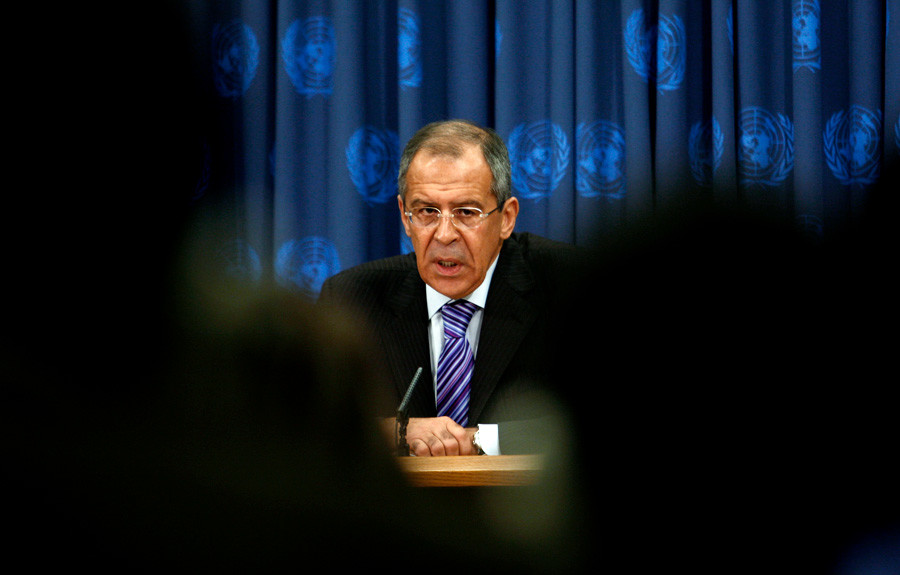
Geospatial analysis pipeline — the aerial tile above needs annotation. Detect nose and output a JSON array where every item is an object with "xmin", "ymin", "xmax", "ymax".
[{"xmin": 433, "ymin": 213, "xmax": 460, "ymax": 243}]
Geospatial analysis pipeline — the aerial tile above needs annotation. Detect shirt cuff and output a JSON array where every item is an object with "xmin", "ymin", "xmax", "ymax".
[{"xmin": 476, "ymin": 423, "xmax": 500, "ymax": 455}]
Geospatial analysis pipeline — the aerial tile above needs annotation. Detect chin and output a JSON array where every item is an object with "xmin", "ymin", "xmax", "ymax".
[{"xmin": 428, "ymin": 277, "xmax": 473, "ymax": 300}]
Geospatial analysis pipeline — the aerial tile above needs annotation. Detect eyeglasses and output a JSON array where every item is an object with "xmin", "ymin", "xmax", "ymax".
[{"xmin": 404, "ymin": 202, "xmax": 504, "ymax": 230}]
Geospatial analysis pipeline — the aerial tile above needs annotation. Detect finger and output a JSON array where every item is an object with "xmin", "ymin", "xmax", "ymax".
[
  {"xmin": 411, "ymin": 438, "xmax": 430, "ymax": 457},
  {"xmin": 432, "ymin": 426, "xmax": 460, "ymax": 456},
  {"xmin": 440, "ymin": 432, "xmax": 459, "ymax": 456},
  {"xmin": 407, "ymin": 418, "xmax": 467, "ymax": 456},
  {"xmin": 426, "ymin": 434, "xmax": 446, "ymax": 456},
  {"xmin": 437, "ymin": 417, "xmax": 471, "ymax": 455}
]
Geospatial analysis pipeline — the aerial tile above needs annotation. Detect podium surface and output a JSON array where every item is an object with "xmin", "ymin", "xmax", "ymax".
[{"xmin": 397, "ymin": 455, "xmax": 543, "ymax": 487}]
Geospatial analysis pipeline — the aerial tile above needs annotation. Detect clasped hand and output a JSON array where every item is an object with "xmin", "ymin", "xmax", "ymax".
[{"xmin": 387, "ymin": 416, "xmax": 479, "ymax": 456}]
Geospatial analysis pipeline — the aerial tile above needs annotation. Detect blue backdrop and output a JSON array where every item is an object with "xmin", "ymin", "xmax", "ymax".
[{"xmin": 183, "ymin": 0, "xmax": 899, "ymax": 299}]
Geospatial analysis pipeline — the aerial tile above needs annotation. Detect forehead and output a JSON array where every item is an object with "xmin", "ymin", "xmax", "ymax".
[{"xmin": 405, "ymin": 146, "xmax": 492, "ymax": 204}]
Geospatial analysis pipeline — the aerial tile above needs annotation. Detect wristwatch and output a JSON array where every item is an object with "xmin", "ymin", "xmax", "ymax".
[{"xmin": 472, "ymin": 427, "xmax": 485, "ymax": 455}]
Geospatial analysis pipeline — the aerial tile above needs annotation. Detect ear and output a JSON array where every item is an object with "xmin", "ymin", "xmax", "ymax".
[
  {"xmin": 398, "ymin": 195, "xmax": 412, "ymax": 237},
  {"xmin": 499, "ymin": 197, "xmax": 519, "ymax": 240}
]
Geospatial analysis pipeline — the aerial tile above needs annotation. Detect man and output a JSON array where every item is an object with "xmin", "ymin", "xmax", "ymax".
[{"xmin": 318, "ymin": 120, "xmax": 580, "ymax": 456}]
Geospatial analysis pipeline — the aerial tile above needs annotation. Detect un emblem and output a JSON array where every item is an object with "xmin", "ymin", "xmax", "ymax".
[
  {"xmin": 824, "ymin": 105, "xmax": 882, "ymax": 187},
  {"xmin": 212, "ymin": 20, "xmax": 260, "ymax": 98},
  {"xmin": 792, "ymin": 0, "xmax": 821, "ymax": 72},
  {"xmin": 796, "ymin": 214, "xmax": 825, "ymax": 245},
  {"xmin": 398, "ymin": 8, "xmax": 421, "ymax": 88},
  {"xmin": 275, "ymin": 236, "xmax": 341, "ymax": 299},
  {"xmin": 217, "ymin": 239, "xmax": 262, "ymax": 284},
  {"xmin": 282, "ymin": 17, "xmax": 335, "ymax": 97},
  {"xmin": 689, "ymin": 117, "xmax": 724, "ymax": 187},
  {"xmin": 737, "ymin": 107, "xmax": 794, "ymax": 188},
  {"xmin": 508, "ymin": 121, "xmax": 570, "ymax": 200},
  {"xmin": 575, "ymin": 120, "xmax": 626, "ymax": 199},
  {"xmin": 624, "ymin": 9, "xmax": 685, "ymax": 93},
  {"xmin": 346, "ymin": 126, "xmax": 400, "ymax": 204},
  {"xmin": 895, "ymin": 116, "xmax": 900, "ymax": 152}
]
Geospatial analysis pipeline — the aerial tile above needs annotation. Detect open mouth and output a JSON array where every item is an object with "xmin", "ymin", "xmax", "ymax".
[{"xmin": 434, "ymin": 259, "xmax": 463, "ymax": 275}]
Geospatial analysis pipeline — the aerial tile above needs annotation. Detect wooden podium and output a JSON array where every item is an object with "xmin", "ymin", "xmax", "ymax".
[{"xmin": 397, "ymin": 455, "xmax": 543, "ymax": 487}]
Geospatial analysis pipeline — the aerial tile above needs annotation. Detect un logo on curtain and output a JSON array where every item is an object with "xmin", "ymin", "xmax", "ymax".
[
  {"xmin": 346, "ymin": 126, "xmax": 400, "ymax": 204},
  {"xmin": 624, "ymin": 9, "xmax": 685, "ymax": 93},
  {"xmin": 797, "ymin": 214, "xmax": 825, "ymax": 244},
  {"xmin": 895, "ymin": 117, "xmax": 900, "ymax": 152},
  {"xmin": 509, "ymin": 121, "xmax": 569, "ymax": 200},
  {"xmin": 575, "ymin": 121, "xmax": 626, "ymax": 199},
  {"xmin": 275, "ymin": 236, "xmax": 341, "ymax": 299},
  {"xmin": 282, "ymin": 17, "xmax": 335, "ymax": 96},
  {"xmin": 217, "ymin": 239, "xmax": 262, "ymax": 284},
  {"xmin": 689, "ymin": 118, "xmax": 724, "ymax": 187},
  {"xmin": 737, "ymin": 107, "xmax": 794, "ymax": 188},
  {"xmin": 792, "ymin": 0, "xmax": 821, "ymax": 72},
  {"xmin": 398, "ymin": 8, "xmax": 422, "ymax": 88},
  {"xmin": 824, "ymin": 106, "xmax": 882, "ymax": 187},
  {"xmin": 212, "ymin": 20, "xmax": 260, "ymax": 98}
]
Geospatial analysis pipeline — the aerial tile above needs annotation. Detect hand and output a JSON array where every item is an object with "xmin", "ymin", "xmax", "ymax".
[{"xmin": 404, "ymin": 417, "xmax": 479, "ymax": 456}]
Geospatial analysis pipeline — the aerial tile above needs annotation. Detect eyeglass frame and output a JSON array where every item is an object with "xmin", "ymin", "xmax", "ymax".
[{"xmin": 403, "ymin": 200, "xmax": 506, "ymax": 230}]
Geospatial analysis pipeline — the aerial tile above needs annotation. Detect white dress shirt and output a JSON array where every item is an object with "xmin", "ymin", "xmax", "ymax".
[{"xmin": 424, "ymin": 255, "xmax": 501, "ymax": 455}]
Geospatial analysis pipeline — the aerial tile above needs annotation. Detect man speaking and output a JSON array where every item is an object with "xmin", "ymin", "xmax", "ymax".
[{"xmin": 319, "ymin": 120, "xmax": 580, "ymax": 456}]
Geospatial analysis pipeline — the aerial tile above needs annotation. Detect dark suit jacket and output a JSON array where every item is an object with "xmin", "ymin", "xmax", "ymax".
[{"xmin": 318, "ymin": 232, "xmax": 582, "ymax": 453}]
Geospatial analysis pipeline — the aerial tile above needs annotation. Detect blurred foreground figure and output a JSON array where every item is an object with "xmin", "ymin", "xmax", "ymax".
[
  {"xmin": 6, "ymin": 207, "xmax": 588, "ymax": 572},
  {"xmin": 4, "ymin": 6, "xmax": 588, "ymax": 571},
  {"xmin": 551, "ymin": 161, "xmax": 899, "ymax": 573}
]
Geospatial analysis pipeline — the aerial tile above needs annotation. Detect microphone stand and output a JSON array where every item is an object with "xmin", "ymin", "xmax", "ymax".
[{"xmin": 396, "ymin": 367, "xmax": 423, "ymax": 456}]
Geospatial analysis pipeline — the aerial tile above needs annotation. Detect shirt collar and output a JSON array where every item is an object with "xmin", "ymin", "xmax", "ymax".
[{"xmin": 426, "ymin": 253, "xmax": 499, "ymax": 319}]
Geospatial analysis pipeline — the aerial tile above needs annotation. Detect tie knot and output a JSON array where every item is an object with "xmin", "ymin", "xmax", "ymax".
[{"xmin": 442, "ymin": 300, "xmax": 479, "ymax": 339}]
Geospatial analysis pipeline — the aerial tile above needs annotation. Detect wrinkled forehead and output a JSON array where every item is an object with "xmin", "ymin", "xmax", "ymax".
[
  {"xmin": 407, "ymin": 146, "xmax": 491, "ymax": 184},
  {"xmin": 416, "ymin": 138, "xmax": 482, "ymax": 162}
]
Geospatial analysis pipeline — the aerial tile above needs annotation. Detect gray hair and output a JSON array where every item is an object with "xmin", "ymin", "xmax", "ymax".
[{"xmin": 397, "ymin": 120, "xmax": 512, "ymax": 206}]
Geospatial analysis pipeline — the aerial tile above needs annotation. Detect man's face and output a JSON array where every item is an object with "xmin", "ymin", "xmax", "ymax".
[{"xmin": 399, "ymin": 146, "xmax": 519, "ymax": 299}]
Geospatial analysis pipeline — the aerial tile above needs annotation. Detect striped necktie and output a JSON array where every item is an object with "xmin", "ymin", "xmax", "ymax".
[{"xmin": 435, "ymin": 299, "xmax": 479, "ymax": 426}]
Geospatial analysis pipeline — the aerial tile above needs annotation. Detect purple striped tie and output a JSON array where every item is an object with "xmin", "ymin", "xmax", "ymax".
[{"xmin": 436, "ymin": 300, "xmax": 479, "ymax": 427}]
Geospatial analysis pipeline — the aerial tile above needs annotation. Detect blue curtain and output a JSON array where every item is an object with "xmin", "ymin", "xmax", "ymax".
[{"xmin": 185, "ymin": 0, "xmax": 899, "ymax": 299}]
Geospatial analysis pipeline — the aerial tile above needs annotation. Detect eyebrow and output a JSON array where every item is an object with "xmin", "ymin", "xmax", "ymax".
[{"xmin": 407, "ymin": 196, "xmax": 485, "ymax": 209}]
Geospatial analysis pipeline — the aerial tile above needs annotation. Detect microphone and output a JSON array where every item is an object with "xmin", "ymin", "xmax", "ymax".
[{"xmin": 396, "ymin": 367, "xmax": 423, "ymax": 456}]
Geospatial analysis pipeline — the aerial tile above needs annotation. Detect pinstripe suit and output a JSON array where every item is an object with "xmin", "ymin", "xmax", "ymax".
[{"xmin": 319, "ymin": 232, "xmax": 580, "ymax": 451}]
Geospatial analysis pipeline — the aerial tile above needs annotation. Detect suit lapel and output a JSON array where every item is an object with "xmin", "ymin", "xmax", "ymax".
[
  {"xmin": 383, "ymin": 267, "xmax": 435, "ymax": 417},
  {"xmin": 381, "ymin": 235, "xmax": 537, "ymax": 422},
  {"xmin": 467, "ymin": 237, "xmax": 536, "ymax": 424}
]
